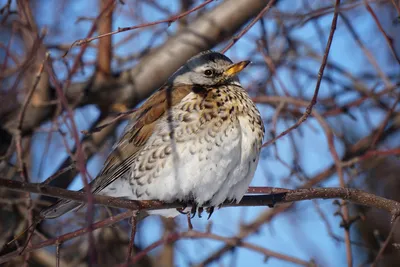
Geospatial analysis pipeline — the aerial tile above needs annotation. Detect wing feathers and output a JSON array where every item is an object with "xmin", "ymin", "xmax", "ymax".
[
  {"xmin": 41, "ymin": 84, "xmax": 192, "ymax": 219},
  {"xmin": 91, "ymin": 84, "xmax": 192, "ymax": 194}
]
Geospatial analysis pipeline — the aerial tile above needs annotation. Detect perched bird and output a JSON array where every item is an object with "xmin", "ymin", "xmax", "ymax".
[{"xmin": 41, "ymin": 51, "xmax": 265, "ymax": 219}]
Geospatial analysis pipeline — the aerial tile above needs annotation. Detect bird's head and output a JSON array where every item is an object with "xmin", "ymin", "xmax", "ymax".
[{"xmin": 170, "ymin": 51, "xmax": 250, "ymax": 87}]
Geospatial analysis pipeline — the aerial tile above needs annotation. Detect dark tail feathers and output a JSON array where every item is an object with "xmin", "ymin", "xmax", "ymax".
[{"xmin": 40, "ymin": 199, "xmax": 81, "ymax": 219}]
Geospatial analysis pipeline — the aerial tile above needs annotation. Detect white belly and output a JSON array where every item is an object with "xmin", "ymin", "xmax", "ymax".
[{"xmin": 101, "ymin": 116, "xmax": 260, "ymax": 217}]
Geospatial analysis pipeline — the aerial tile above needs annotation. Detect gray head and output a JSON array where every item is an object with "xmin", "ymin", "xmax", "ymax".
[{"xmin": 169, "ymin": 51, "xmax": 250, "ymax": 87}]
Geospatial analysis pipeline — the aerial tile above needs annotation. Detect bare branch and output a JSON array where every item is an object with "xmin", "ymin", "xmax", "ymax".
[{"xmin": 0, "ymin": 178, "xmax": 399, "ymax": 219}]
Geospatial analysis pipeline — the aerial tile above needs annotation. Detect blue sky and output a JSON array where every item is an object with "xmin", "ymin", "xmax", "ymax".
[{"xmin": 13, "ymin": 0, "xmax": 398, "ymax": 266}]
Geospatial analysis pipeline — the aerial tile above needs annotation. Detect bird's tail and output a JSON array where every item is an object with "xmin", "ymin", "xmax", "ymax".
[
  {"xmin": 40, "ymin": 198, "xmax": 81, "ymax": 219},
  {"xmin": 40, "ymin": 197, "xmax": 152, "ymax": 221},
  {"xmin": 40, "ymin": 176, "xmax": 98, "ymax": 219}
]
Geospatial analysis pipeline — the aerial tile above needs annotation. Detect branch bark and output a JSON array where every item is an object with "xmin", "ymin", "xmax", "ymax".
[
  {"xmin": 1, "ymin": 177, "xmax": 400, "ymax": 265},
  {"xmin": 1, "ymin": 178, "xmax": 399, "ymax": 218}
]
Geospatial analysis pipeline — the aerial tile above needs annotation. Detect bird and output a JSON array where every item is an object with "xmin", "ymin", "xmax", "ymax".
[{"xmin": 40, "ymin": 50, "xmax": 265, "ymax": 220}]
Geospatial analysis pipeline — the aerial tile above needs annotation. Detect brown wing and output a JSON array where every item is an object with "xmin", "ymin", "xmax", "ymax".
[{"xmin": 90, "ymin": 83, "xmax": 192, "ymax": 194}]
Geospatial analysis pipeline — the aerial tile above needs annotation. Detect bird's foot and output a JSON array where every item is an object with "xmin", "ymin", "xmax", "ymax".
[
  {"xmin": 178, "ymin": 202, "xmax": 215, "ymax": 219},
  {"xmin": 176, "ymin": 203, "xmax": 189, "ymax": 215}
]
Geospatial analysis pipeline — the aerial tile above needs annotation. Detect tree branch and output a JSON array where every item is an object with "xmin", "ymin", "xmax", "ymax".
[
  {"xmin": 1, "ymin": 178, "xmax": 399, "ymax": 218},
  {"xmin": 1, "ymin": 177, "xmax": 400, "ymax": 265},
  {"xmin": 3, "ymin": 0, "xmax": 271, "ymax": 136}
]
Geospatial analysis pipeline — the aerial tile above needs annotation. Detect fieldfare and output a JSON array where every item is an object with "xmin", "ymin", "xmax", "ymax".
[{"xmin": 41, "ymin": 51, "xmax": 265, "ymax": 219}]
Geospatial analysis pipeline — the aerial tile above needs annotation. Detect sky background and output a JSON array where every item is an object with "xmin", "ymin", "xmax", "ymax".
[{"xmin": 5, "ymin": 0, "xmax": 397, "ymax": 266}]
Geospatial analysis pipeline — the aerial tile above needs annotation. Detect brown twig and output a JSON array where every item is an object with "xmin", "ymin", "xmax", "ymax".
[
  {"xmin": 17, "ymin": 52, "xmax": 49, "ymax": 131},
  {"xmin": 370, "ymin": 94, "xmax": 400, "ymax": 148},
  {"xmin": 221, "ymin": 0, "xmax": 276, "ymax": 53},
  {"xmin": 340, "ymin": 13, "xmax": 392, "ymax": 89},
  {"xmin": 69, "ymin": 0, "xmax": 214, "ymax": 48},
  {"xmin": 262, "ymin": 0, "xmax": 340, "ymax": 148},
  {"xmin": 97, "ymin": 0, "xmax": 115, "ymax": 77},
  {"xmin": 390, "ymin": 0, "xmax": 400, "ymax": 15},
  {"xmin": 124, "ymin": 212, "xmax": 138, "ymax": 266},
  {"xmin": 372, "ymin": 217, "xmax": 400, "ymax": 266},
  {"xmin": 0, "ymin": 211, "xmax": 133, "ymax": 264},
  {"xmin": 81, "ymin": 108, "xmax": 137, "ymax": 135},
  {"xmin": 364, "ymin": 0, "xmax": 400, "ymax": 65},
  {"xmin": 131, "ymin": 230, "xmax": 314, "ymax": 266}
]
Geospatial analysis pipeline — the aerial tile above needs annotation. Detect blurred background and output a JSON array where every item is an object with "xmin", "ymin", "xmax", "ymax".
[{"xmin": 0, "ymin": 0, "xmax": 400, "ymax": 266}]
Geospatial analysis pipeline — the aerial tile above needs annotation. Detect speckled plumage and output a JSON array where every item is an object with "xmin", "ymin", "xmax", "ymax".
[{"xmin": 41, "ymin": 51, "xmax": 264, "ymax": 219}]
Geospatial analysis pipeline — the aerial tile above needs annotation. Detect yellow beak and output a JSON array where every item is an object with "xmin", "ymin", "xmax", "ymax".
[{"xmin": 223, "ymin": 60, "xmax": 250, "ymax": 77}]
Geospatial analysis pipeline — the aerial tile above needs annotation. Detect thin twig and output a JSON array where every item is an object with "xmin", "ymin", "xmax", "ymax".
[
  {"xmin": 131, "ymin": 230, "xmax": 314, "ymax": 266},
  {"xmin": 262, "ymin": 0, "xmax": 340, "ymax": 148},
  {"xmin": 221, "ymin": 0, "xmax": 276, "ymax": 53},
  {"xmin": 69, "ymin": 0, "xmax": 214, "ymax": 49},
  {"xmin": 125, "ymin": 212, "xmax": 138, "ymax": 266},
  {"xmin": 372, "ymin": 217, "xmax": 400, "ymax": 267},
  {"xmin": 364, "ymin": 0, "xmax": 400, "ymax": 65}
]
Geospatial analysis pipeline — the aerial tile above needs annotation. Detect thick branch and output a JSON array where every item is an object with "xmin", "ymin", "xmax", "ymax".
[
  {"xmin": 3, "ymin": 0, "xmax": 270, "ymax": 135},
  {"xmin": 1, "ymin": 178, "xmax": 399, "ymax": 217},
  {"xmin": 1, "ymin": 177, "xmax": 400, "ymax": 265}
]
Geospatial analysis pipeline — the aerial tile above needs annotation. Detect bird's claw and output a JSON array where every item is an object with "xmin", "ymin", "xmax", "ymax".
[
  {"xmin": 190, "ymin": 203, "xmax": 198, "ymax": 218},
  {"xmin": 267, "ymin": 194, "xmax": 277, "ymax": 208},
  {"xmin": 207, "ymin": 206, "xmax": 215, "ymax": 220},
  {"xmin": 178, "ymin": 202, "xmax": 215, "ymax": 219},
  {"xmin": 177, "ymin": 203, "xmax": 189, "ymax": 215}
]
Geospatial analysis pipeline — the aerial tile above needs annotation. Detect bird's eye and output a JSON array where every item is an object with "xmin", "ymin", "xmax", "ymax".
[{"xmin": 204, "ymin": 69, "xmax": 214, "ymax": 76}]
